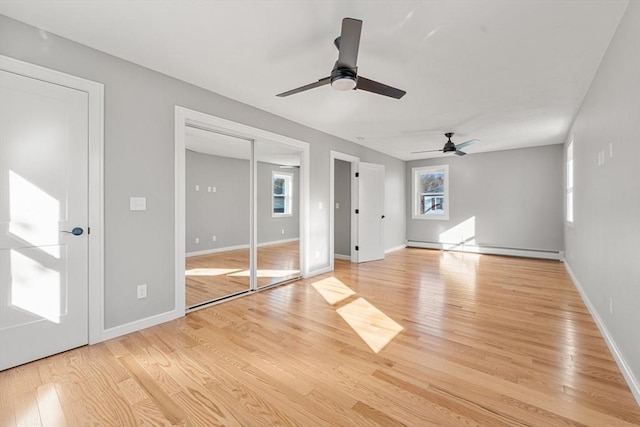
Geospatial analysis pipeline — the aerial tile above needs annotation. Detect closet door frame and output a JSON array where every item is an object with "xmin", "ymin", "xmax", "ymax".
[{"xmin": 175, "ymin": 106, "xmax": 309, "ymax": 313}]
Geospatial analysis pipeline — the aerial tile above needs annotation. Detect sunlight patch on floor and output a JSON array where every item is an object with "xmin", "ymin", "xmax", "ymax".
[
  {"xmin": 336, "ymin": 297, "xmax": 404, "ymax": 353},
  {"xmin": 185, "ymin": 268, "xmax": 242, "ymax": 277},
  {"xmin": 311, "ymin": 276, "xmax": 356, "ymax": 305}
]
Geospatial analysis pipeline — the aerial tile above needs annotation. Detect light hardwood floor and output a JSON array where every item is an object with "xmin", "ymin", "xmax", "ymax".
[
  {"xmin": 186, "ymin": 241, "xmax": 300, "ymax": 307},
  {"xmin": 1, "ymin": 248, "xmax": 639, "ymax": 426}
]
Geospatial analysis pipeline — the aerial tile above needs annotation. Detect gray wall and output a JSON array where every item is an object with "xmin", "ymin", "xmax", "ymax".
[
  {"xmin": 257, "ymin": 162, "xmax": 299, "ymax": 245},
  {"xmin": 334, "ymin": 159, "xmax": 351, "ymax": 256},
  {"xmin": 407, "ymin": 145, "xmax": 564, "ymax": 252},
  {"xmin": 0, "ymin": 15, "xmax": 406, "ymax": 330},
  {"xmin": 564, "ymin": 1, "xmax": 639, "ymax": 394},
  {"xmin": 185, "ymin": 151, "xmax": 250, "ymax": 253}
]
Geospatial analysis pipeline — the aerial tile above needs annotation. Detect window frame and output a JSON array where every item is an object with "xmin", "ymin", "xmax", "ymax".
[
  {"xmin": 272, "ymin": 171, "xmax": 293, "ymax": 217},
  {"xmin": 566, "ymin": 138, "xmax": 574, "ymax": 226},
  {"xmin": 411, "ymin": 164, "xmax": 449, "ymax": 220}
]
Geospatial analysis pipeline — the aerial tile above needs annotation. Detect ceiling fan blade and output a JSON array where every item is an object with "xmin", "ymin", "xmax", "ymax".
[
  {"xmin": 455, "ymin": 150, "xmax": 467, "ymax": 156},
  {"xmin": 455, "ymin": 139, "xmax": 479, "ymax": 150},
  {"xmin": 412, "ymin": 150, "xmax": 442, "ymax": 154},
  {"xmin": 356, "ymin": 77, "xmax": 406, "ymax": 99},
  {"xmin": 276, "ymin": 77, "xmax": 331, "ymax": 97},
  {"xmin": 336, "ymin": 18, "xmax": 362, "ymax": 69}
]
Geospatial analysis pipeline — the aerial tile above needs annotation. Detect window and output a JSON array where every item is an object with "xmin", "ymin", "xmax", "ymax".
[
  {"xmin": 412, "ymin": 165, "xmax": 449, "ymax": 220},
  {"xmin": 272, "ymin": 171, "xmax": 293, "ymax": 216},
  {"xmin": 566, "ymin": 138, "xmax": 574, "ymax": 224}
]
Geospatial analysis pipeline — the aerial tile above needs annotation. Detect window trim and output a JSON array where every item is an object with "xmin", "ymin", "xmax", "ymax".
[
  {"xmin": 272, "ymin": 171, "xmax": 293, "ymax": 217},
  {"xmin": 412, "ymin": 164, "xmax": 449, "ymax": 220}
]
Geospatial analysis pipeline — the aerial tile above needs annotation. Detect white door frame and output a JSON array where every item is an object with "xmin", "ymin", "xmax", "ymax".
[
  {"xmin": 329, "ymin": 150, "xmax": 360, "ymax": 269},
  {"xmin": 175, "ymin": 106, "xmax": 310, "ymax": 313},
  {"xmin": 0, "ymin": 55, "xmax": 105, "ymax": 345}
]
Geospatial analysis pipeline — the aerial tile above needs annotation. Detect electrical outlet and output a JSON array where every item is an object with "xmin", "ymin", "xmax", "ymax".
[
  {"xmin": 212, "ymin": 235, "xmax": 216, "ymax": 242},
  {"xmin": 281, "ymin": 229, "xmax": 285, "ymax": 235},
  {"xmin": 195, "ymin": 185, "xmax": 199, "ymax": 191},
  {"xmin": 137, "ymin": 284, "xmax": 147, "ymax": 299},
  {"xmin": 195, "ymin": 237, "xmax": 199, "ymax": 244},
  {"xmin": 212, "ymin": 187, "xmax": 217, "ymax": 193},
  {"xmin": 207, "ymin": 186, "xmax": 212, "ymax": 192},
  {"xmin": 336, "ymin": 202, "xmax": 340, "ymax": 209}
]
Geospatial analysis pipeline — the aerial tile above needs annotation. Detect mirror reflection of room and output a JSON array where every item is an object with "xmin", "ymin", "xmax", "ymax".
[
  {"xmin": 256, "ymin": 139, "xmax": 301, "ymax": 290},
  {"xmin": 184, "ymin": 127, "xmax": 301, "ymax": 308}
]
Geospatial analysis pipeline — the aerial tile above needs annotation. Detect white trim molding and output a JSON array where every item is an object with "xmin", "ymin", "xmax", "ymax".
[
  {"xmin": 0, "ymin": 55, "xmax": 106, "ymax": 345},
  {"xmin": 564, "ymin": 262, "xmax": 640, "ymax": 406},
  {"xmin": 406, "ymin": 240, "xmax": 561, "ymax": 260},
  {"xmin": 385, "ymin": 244, "xmax": 407, "ymax": 254}
]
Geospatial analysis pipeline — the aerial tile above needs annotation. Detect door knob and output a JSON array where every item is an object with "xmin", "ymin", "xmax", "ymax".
[{"xmin": 61, "ymin": 227, "xmax": 84, "ymax": 236}]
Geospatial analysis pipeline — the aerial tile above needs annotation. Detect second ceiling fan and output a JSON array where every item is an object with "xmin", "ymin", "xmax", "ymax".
[
  {"xmin": 276, "ymin": 18, "xmax": 406, "ymax": 99},
  {"xmin": 412, "ymin": 133, "xmax": 480, "ymax": 156}
]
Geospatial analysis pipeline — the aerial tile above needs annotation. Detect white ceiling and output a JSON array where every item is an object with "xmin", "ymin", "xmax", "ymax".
[{"xmin": 0, "ymin": 0, "xmax": 628, "ymax": 160}]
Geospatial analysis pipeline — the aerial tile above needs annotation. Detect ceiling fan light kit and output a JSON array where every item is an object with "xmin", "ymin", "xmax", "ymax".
[
  {"xmin": 331, "ymin": 73, "xmax": 357, "ymax": 91},
  {"xmin": 277, "ymin": 18, "xmax": 406, "ymax": 99}
]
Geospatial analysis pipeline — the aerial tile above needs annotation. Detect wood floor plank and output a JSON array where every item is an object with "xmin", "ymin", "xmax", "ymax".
[
  {"xmin": 36, "ymin": 383, "xmax": 67, "ymax": 427},
  {"xmin": 118, "ymin": 355, "xmax": 186, "ymax": 425},
  {"xmin": 2, "ymin": 248, "xmax": 639, "ymax": 426}
]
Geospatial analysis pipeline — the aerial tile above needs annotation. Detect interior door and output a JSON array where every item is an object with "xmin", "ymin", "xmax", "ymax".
[
  {"xmin": 0, "ymin": 69, "xmax": 89, "ymax": 370},
  {"xmin": 357, "ymin": 162, "xmax": 385, "ymax": 263}
]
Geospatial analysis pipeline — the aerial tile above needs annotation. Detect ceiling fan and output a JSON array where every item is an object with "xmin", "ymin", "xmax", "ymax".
[
  {"xmin": 411, "ymin": 132, "xmax": 479, "ymax": 156},
  {"xmin": 276, "ymin": 18, "xmax": 406, "ymax": 99}
]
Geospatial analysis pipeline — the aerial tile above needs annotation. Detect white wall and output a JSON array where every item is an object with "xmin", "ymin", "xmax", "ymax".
[
  {"xmin": 564, "ymin": 1, "xmax": 640, "ymax": 401},
  {"xmin": 407, "ymin": 145, "xmax": 564, "ymax": 253},
  {"xmin": 0, "ymin": 15, "xmax": 406, "ymax": 330}
]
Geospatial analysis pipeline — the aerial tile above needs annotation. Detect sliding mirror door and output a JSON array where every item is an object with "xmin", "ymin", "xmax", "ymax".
[
  {"xmin": 256, "ymin": 140, "xmax": 301, "ymax": 289},
  {"xmin": 185, "ymin": 126, "xmax": 252, "ymax": 307}
]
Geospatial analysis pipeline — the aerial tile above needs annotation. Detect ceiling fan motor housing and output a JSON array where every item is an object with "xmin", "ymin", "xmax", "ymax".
[
  {"xmin": 443, "ymin": 141, "xmax": 457, "ymax": 152},
  {"xmin": 330, "ymin": 65, "xmax": 357, "ymax": 91}
]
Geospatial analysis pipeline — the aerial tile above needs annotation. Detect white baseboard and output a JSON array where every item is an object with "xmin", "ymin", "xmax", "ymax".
[
  {"xmin": 385, "ymin": 244, "xmax": 406, "ymax": 254},
  {"xmin": 334, "ymin": 254, "xmax": 351, "ymax": 261},
  {"xmin": 564, "ymin": 262, "xmax": 640, "ymax": 406},
  {"xmin": 306, "ymin": 265, "xmax": 333, "ymax": 278},
  {"xmin": 95, "ymin": 308, "xmax": 183, "ymax": 343},
  {"xmin": 257, "ymin": 237, "xmax": 299, "ymax": 248},
  {"xmin": 186, "ymin": 244, "xmax": 248, "ymax": 257},
  {"xmin": 406, "ymin": 240, "xmax": 561, "ymax": 260},
  {"xmin": 186, "ymin": 238, "xmax": 299, "ymax": 257}
]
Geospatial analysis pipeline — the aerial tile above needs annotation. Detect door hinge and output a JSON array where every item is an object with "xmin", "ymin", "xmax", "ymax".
[
  {"xmin": 355, "ymin": 172, "xmax": 359, "ymax": 177},
  {"xmin": 355, "ymin": 246, "xmax": 359, "ymax": 251},
  {"xmin": 355, "ymin": 209, "xmax": 359, "ymax": 214}
]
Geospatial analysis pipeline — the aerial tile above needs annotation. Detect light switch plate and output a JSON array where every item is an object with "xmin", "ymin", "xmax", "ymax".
[{"xmin": 130, "ymin": 197, "xmax": 147, "ymax": 211}]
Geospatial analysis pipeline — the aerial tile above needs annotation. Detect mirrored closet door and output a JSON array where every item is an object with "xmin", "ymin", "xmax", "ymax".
[
  {"xmin": 184, "ymin": 125, "xmax": 252, "ymax": 307},
  {"xmin": 256, "ymin": 140, "xmax": 302, "ymax": 290}
]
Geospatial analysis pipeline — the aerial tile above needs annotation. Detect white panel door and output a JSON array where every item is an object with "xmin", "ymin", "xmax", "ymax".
[
  {"xmin": 0, "ymin": 70, "xmax": 89, "ymax": 370},
  {"xmin": 357, "ymin": 162, "xmax": 385, "ymax": 263}
]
